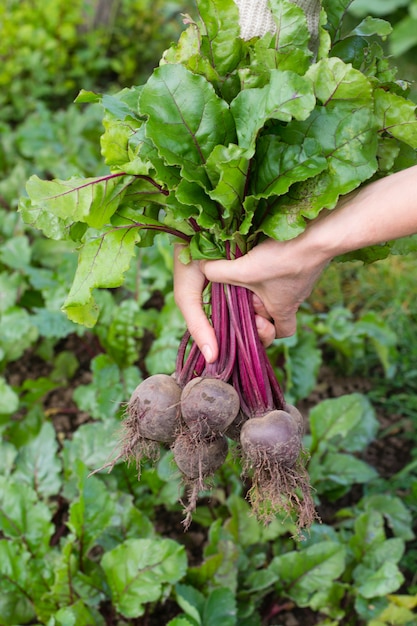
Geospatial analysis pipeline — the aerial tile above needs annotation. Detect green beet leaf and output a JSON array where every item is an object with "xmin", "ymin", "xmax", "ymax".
[
  {"xmin": 0, "ymin": 540, "xmax": 37, "ymax": 625},
  {"xmin": 375, "ymin": 89, "xmax": 417, "ymax": 148},
  {"xmin": 203, "ymin": 588, "xmax": 237, "ymax": 626},
  {"xmin": 0, "ymin": 477, "xmax": 54, "ymax": 555},
  {"xmin": 63, "ymin": 226, "xmax": 142, "ymax": 326},
  {"xmin": 269, "ymin": 541, "xmax": 346, "ymax": 606},
  {"xmin": 349, "ymin": 509, "xmax": 387, "ymax": 559},
  {"xmin": 25, "ymin": 173, "xmax": 133, "ymax": 229},
  {"xmin": 361, "ymin": 494, "xmax": 415, "ymax": 541},
  {"xmin": 205, "ymin": 144, "xmax": 251, "ymax": 221},
  {"xmin": 322, "ymin": 0, "xmax": 353, "ymax": 40},
  {"xmin": 269, "ymin": 0, "xmax": 311, "ymax": 54},
  {"xmin": 101, "ymin": 538, "xmax": 187, "ymax": 618},
  {"xmin": 72, "ymin": 354, "xmax": 129, "ymax": 420},
  {"xmin": 355, "ymin": 562, "xmax": 404, "ymax": 599},
  {"xmin": 175, "ymin": 583, "xmax": 207, "ymax": 625},
  {"xmin": 0, "ymin": 377, "xmax": 19, "ymax": 418},
  {"xmin": 351, "ymin": 16, "xmax": 393, "ymax": 38},
  {"xmin": 13, "ymin": 422, "xmax": 62, "ymax": 498},
  {"xmin": 175, "ymin": 179, "xmax": 219, "ymax": 229},
  {"xmin": 0, "ymin": 308, "xmax": 39, "ymax": 364},
  {"xmin": 0, "ymin": 234, "xmax": 31, "ymax": 271},
  {"xmin": 63, "ymin": 420, "xmax": 123, "ymax": 479},
  {"xmin": 19, "ymin": 196, "xmax": 82, "ymax": 241},
  {"xmin": 310, "ymin": 451, "xmax": 378, "ymax": 498},
  {"xmin": 231, "ymin": 69, "xmax": 316, "ymax": 150},
  {"xmin": 0, "ymin": 271, "xmax": 23, "ymax": 313},
  {"xmin": 306, "ymin": 57, "xmax": 373, "ymax": 104},
  {"xmin": 0, "ymin": 441, "xmax": 17, "ymax": 477},
  {"xmin": 309, "ymin": 393, "xmax": 378, "ymax": 454},
  {"xmin": 196, "ymin": 0, "xmax": 242, "ymax": 76},
  {"xmin": 54, "ymin": 601, "xmax": 105, "ymax": 626},
  {"xmin": 67, "ymin": 463, "xmax": 115, "ymax": 560},
  {"xmin": 139, "ymin": 64, "xmax": 236, "ymax": 179},
  {"xmin": 251, "ymin": 135, "xmax": 327, "ymax": 200}
]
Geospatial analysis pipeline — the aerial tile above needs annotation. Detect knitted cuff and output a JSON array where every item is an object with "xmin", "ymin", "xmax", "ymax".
[
  {"xmin": 234, "ymin": 0, "xmax": 321, "ymax": 47},
  {"xmin": 234, "ymin": 0, "xmax": 276, "ymax": 40}
]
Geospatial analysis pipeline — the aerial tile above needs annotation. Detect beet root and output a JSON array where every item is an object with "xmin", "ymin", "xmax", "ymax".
[
  {"xmin": 127, "ymin": 374, "xmax": 181, "ymax": 444},
  {"xmin": 284, "ymin": 402, "xmax": 305, "ymax": 437},
  {"xmin": 173, "ymin": 432, "xmax": 229, "ymax": 528},
  {"xmin": 180, "ymin": 377, "xmax": 240, "ymax": 438},
  {"xmin": 240, "ymin": 410, "xmax": 316, "ymax": 533},
  {"xmin": 240, "ymin": 410, "xmax": 302, "ymax": 467},
  {"xmin": 92, "ymin": 374, "xmax": 181, "ymax": 478},
  {"xmin": 173, "ymin": 432, "xmax": 228, "ymax": 481}
]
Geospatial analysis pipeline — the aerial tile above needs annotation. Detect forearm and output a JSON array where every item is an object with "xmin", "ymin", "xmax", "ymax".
[{"xmin": 302, "ymin": 165, "xmax": 417, "ymax": 265}]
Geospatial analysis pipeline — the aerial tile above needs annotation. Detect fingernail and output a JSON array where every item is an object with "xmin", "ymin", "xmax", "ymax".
[{"xmin": 202, "ymin": 344, "xmax": 213, "ymax": 362}]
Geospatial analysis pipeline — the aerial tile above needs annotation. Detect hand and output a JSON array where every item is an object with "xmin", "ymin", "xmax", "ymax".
[
  {"xmin": 203, "ymin": 237, "xmax": 326, "ymax": 337},
  {"xmin": 174, "ymin": 236, "xmax": 327, "ymax": 363},
  {"xmin": 175, "ymin": 165, "xmax": 417, "ymax": 364},
  {"xmin": 173, "ymin": 244, "xmax": 277, "ymax": 363}
]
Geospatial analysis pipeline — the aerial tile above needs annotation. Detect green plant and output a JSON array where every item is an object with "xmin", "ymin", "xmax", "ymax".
[
  {"xmin": 1, "ymin": 373, "xmax": 416, "ymax": 625},
  {"xmin": 349, "ymin": 0, "xmax": 417, "ymax": 57},
  {"xmin": 0, "ymin": 0, "xmax": 189, "ymax": 123},
  {"xmin": 18, "ymin": 0, "xmax": 417, "ymax": 528}
]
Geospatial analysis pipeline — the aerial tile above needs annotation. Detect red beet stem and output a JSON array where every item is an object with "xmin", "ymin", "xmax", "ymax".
[{"xmin": 176, "ymin": 244, "xmax": 284, "ymax": 414}]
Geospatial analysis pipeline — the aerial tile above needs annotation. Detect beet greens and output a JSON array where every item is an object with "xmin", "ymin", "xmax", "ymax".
[{"xmin": 21, "ymin": 0, "xmax": 417, "ymax": 531}]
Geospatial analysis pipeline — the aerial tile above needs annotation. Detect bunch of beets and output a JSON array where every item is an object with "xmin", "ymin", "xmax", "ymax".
[{"xmin": 103, "ymin": 268, "xmax": 315, "ymax": 532}]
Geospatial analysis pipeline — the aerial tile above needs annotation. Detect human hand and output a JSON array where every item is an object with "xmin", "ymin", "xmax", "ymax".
[
  {"xmin": 174, "ymin": 235, "xmax": 327, "ymax": 363},
  {"xmin": 173, "ymin": 244, "xmax": 276, "ymax": 363},
  {"xmin": 202, "ymin": 237, "xmax": 326, "ymax": 337}
]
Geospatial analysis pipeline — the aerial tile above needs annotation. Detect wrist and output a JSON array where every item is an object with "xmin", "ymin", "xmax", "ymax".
[
  {"xmin": 288, "ymin": 221, "xmax": 334, "ymax": 275},
  {"xmin": 296, "ymin": 187, "xmax": 365, "ymax": 266}
]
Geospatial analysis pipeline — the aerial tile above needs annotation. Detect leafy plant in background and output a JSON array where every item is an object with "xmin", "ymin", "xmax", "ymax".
[
  {"xmin": 350, "ymin": 0, "xmax": 417, "ymax": 57},
  {"xmin": 0, "ymin": 385, "xmax": 416, "ymax": 625},
  {"xmin": 0, "ymin": 0, "xmax": 189, "ymax": 123}
]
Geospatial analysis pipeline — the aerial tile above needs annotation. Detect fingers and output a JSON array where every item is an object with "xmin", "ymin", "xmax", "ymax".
[
  {"xmin": 255, "ymin": 315, "xmax": 276, "ymax": 347},
  {"xmin": 203, "ymin": 256, "xmax": 248, "ymax": 287},
  {"xmin": 273, "ymin": 315, "xmax": 297, "ymax": 339},
  {"xmin": 181, "ymin": 309, "xmax": 219, "ymax": 364},
  {"xmin": 173, "ymin": 246, "xmax": 219, "ymax": 363},
  {"xmin": 204, "ymin": 258, "xmax": 299, "ymax": 343},
  {"xmin": 252, "ymin": 293, "xmax": 270, "ymax": 319},
  {"xmin": 174, "ymin": 244, "xmax": 300, "ymax": 362}
]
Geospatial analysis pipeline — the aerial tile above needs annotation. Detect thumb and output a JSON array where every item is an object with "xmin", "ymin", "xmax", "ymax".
[{"xmin": 201, "ymin": 256, "xmax": 247, "ymax": 287}]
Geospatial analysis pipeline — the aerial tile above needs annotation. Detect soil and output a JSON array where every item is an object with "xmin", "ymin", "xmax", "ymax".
[{"xmin": 6, "ymin": 336, "xmax": 415, "ymax": 626}]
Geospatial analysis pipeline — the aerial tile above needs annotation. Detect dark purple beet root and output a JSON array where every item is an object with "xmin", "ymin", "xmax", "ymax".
[
  {"xmin": 173, "ymin": 433, "xmax": 228, "ymax": 480},
  {"xmin": 240, "ymin": 410, "xmax": 316, "ymax": 532},
  {"xmin": 128, "ymin": 373, "xmax": 181, "ymax": 444},
  {"xmin": 284, "ymin": 402, "xmax": 305, "ymax": 437},
  {"xmin": 180, "ymin": 377, "xmax": 240, "ymax": 438},
  {"xmin": 240, "ymin": 410, "xmax": 302, "ymax": 467},
  {"xmin": 173, "ymin": 432, "xmax": 229, "ymax": 529}
]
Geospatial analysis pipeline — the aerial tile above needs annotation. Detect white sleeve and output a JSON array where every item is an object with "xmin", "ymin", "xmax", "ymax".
[
  {"xmin": 234, "ymin": 0, "xmax": 321, "ymax": 45},
  {"xmin": 234, "ymin": 0, "xmax": 277, "ymax": 40}
]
